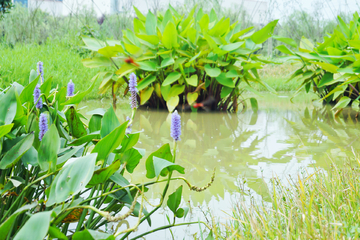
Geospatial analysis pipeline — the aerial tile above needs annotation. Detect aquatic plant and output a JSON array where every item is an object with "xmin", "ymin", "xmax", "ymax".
[
  {"xmin": 37, "ymin": 61, "xmax": 44, "ymax": 83},
  {"xmin": 0, "ymin": 66, "xmax": 215, "ymax": 239},
  {"xmin": 33, "ymin": 84, "xmax": 42, "ymax": 109},
  {"xmin": 81, "ymin": 6, "xmax": 278, "ymax": 112},
  {"xmin": 67, "ymin": 79, "xmax": 75, "ymax": 97},
  {"xmin": 277, "ymin": 12, "xmax": 360, "ymax": 111},
  {"xmin": 38, "ymin": 113, "xmax": 48, "ymax": 141}
]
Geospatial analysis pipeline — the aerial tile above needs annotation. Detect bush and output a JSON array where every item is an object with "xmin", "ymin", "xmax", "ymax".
[
  {"xmin": 81, "ymin": 6, "xmax": 279, "ymax": 112},
  {"xmin": 276, "ymin": 12, "xmax": 360, "ymax": 111},
  {"xmin": 0, "ymin": 68, "xmax": 215, "ymax": 239}
]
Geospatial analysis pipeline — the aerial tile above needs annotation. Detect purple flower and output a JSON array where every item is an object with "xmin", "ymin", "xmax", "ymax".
[
  {"xmin": 129, "ymin": 73, "xmax": 138, "ymax": 109},
  {"xmin": 129, "ymin": 73, "xmax": 138, "ymax": 92},
  {"xmin": 170, "ymin": 110, "xmax": 181, "ymax": 141},
  {"xmin": 39, "ymin": 113, "xmax": 48, "ymax": 141},
  {"xmin": 67, "ymin": 80, "xmax": 75, "ymax": 97},
  {"xmin": 126, "ymin": 116, "xmax": 132, "ymax": 134},
  {"xmin": 33, "ymin": 84, "xmax": 42, "ymax": 109},
  {"xmin": 37, "ymin": 61, "xmax": 44, "ymax": 83}
]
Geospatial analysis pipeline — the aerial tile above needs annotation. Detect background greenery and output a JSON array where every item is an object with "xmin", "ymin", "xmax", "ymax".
[{"xmin": 0, "ymin": 2, "xmax": 352, "ymax": 99}]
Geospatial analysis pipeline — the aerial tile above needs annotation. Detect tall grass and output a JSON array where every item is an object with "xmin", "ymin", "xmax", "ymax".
[
  {"xmin": 0, "ymin": 41, "xmax": 104, "ymax": 98},
  {"xmin": 219, "ymin": 156, "xmax": 360, "ymax": 239}
]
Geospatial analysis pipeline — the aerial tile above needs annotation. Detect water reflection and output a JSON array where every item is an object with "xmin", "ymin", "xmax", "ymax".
[{"xmin": 81, "ymin": 94, "xmax": 360, "ymax": 238}]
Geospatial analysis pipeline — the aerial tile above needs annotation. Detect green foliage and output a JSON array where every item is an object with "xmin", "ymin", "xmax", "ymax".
[
  {"xmin": 0, "ymin": 68, "xmax": 213, "ymax": 238},
  {"xmin": 0, "ymin": 43, "xmax": 101, "ymax": 99},
  {"xmin": 277, "ymin": 12, "xmax": 360, "ymax": 110},
  {"xmin": 0, "ymin": 0, "xmax": 12, "ymax": 20},
  {"xmin": 82, "ymin": 6, "xmax": 278, "ymax": 112}
]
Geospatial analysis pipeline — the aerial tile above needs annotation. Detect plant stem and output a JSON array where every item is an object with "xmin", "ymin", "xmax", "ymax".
[{"xmin": 129, "ymin": 221, "xmax": 211, "ymax": 240}]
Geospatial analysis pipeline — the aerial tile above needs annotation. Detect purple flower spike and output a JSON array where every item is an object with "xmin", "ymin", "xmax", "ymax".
[
  {"xmin": 33, "ymin": 84, "xmax": 42, "ymax": 109},
  {"xmin": 170, "ymin": 110, "xmax": 181, "ymax": 141},
  {"xmin": 37, "ymin": 61, "xmax": 44, "ymax": 83},
  {"xmin": 129, "ymin": 73, "xmax": 138, "ymax": 92},
  {"xmin": 67, "ymin": 80, "xmax": 75, "ymax": 97},
  {"xmin": 126, "ymin": 116, "xmax": 132, "ymax": 134},
  {"xmin": 129, "ymin": 73, "xmax": 138, "ymax": 109},
  {"xmin": 39, "ymin": 113, "xmax": 48, "ymax": 141}
]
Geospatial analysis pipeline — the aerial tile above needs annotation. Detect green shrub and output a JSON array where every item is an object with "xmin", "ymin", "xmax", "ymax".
[
  {"xmin": 277, "ymin": 12, "xmax": 360, "ymax": 110},
  {"xmin": 0, "ymin": 68, "xmax": 214, "ymax": 239},
  {"xmin": 82, "ymin": 6, "xmax": 279, "ymax": 112}
]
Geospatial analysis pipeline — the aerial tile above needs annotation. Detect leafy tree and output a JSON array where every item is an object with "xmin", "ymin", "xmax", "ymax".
[{"xmin": 0, "ymin": 0, "xmax": 12, "ymax": 19}]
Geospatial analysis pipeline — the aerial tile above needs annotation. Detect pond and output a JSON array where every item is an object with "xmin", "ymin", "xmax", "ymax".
[{"xmin": 81, "ymin": 92, "xmax": 359, "ymax": 238}]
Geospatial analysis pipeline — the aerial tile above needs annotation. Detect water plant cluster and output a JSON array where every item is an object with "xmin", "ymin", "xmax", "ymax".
[
  {"xmin": 82, "ymin": 6, "xmax": 279, "ymax": 112},
  {"xmin": 0, "ymin": 66, "xmax": 216, "ymax": 239}
]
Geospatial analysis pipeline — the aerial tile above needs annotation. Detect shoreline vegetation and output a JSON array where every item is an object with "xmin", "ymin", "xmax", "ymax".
[
  {"xmin": 1, "ymin": 1, "xmax": 360, "ymax": 239},
  {"xmin": 218, "ymin": 157, "xmax": 360, "ymax": 239},
  {"xmin": 0, "ymin": 2, "xmax": 350, "ymax": 100}
]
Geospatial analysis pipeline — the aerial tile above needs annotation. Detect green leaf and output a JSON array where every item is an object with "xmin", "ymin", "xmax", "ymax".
[
  {"xmin": 0, "ymin": 133, "xmax": 34, "ymax": 169},
  {"xmin": 47, "ymin": 154, "xmax": 97, "ymax": 206},
  {"xmin": 98, "ymin": 45, "xmax": 124, "ymax": 58},
  {"xmin": 87, "ymin": 160, "xmax": 120, "ymax": 187},
  {"xmin": 332, "ymin": 96, "xmax": 351, "ymax": 110},
  {"xmin": 40, "ymin": 77, "xmax": 52, "ymax": 97},
  {"xmin": 153, "ymin": 156, "xmax": 185, "ymax": 177},
  {"xmin": 65, "ymin": 107, "xmax": 87, "ymax": 138},
  {"xmin": 166, "ymin": 96, "xmax": 179, "ymax": 112},
  {"xmin": 161, "ymin": 57, "xmax": 175, "ymax": 68},
  {"xmin": 185, "ymin": 75, "xmax": 198, "ymax": 87},
  {"xmin": 215, "ymin": 73, "xmax": 235, "ymax": 88},
  {"xmin": 204, "ymin": 64, "xmax": 221, "ymax": 77},
  {"xmin": 251, "ymin": 20, "xmax": 278, "ymax": 44},
  {"xmin": 100, "ymin": 106, "xmax": 120, "ymax": 138},
  {"xmin": 273, "ymin": 35, "xmax": 297, "ymax": 48},
  {"xmin": 82, "ymin": 37, "xmax": 105, "ymax": 51},
  {"xmin": 349, "ymin": 40, "xmax": 360, "ymax": 50},
  {"xmin": 187, "ymin": 92, "xmax": 198, "ymax": 105},
  {"xmin": 162, "ymin": 72, "xmax": 182, "ymax": 86},
  {"xmin": 169, "ymin": 84, "xmax": 185, "ymax": 98},
  {"xmin": 20, "ymin": 75, "xmax": 40, "ymax": 104},
  {"xmin": 167, "ymin": 185, "xmax": 182, "ymax": 215},
  {"xmin": 73, "ymin": 229, "xmax": 115, "ymax": 240},
  {"xmin": 276, "ymin": 45, "xmax": 294, "ymax": 55},
  {"xmin": 38, "ymin": 124, "xmax": 60, "ymax": 172},
  {"xmin": 337, "ymin": 16, "xmax": 350, "ymax": 38},
  {"xmin": 0, "ymin": 203, "xmax": 37, "ymax": 240},
  {"xmin": 0, "ymin": 124, "xmax": 13, "ymax": 139},
  {"xmin": 161, "ymin": 84, "xmax": 171, "ymax": 101},
  {"xmin": 318, "ymin": 73, "xmax": 334, "ymax": 87},
  {"xmin": 145, "ymin": 11, "xmax": 157, "ymax": 35},
  {"xmin": 114, "ymin": 64, "xmax": 138, "ymax": 78},
  {"xmin": 145, "ymin": 144, "xmax": 173, "ymax": 179},
  {"xmin": 138, "ymin": 61, "xmax": 157, "ymax": 71},
  {"xmin": 92, "ymin": 122, "xmax": 127, "ymax": 163},
  {"xmin": 68, "ymin": 133, "xmax": 100, "ymax": 147},
  {"xmin": 48, "ymin": 226, "xmax": 68, "ymax": 240},
  {"xmin": 121, "ymin": 148, "xmax": 142, "ymax": 173},
  {"xmin": 21, "ymin": 146, "xmax": 39, "ymax": 166},
  {"xmin": 0, "ymin": 87, "xmax": 17, "ymax": 126},
  {"xmin": 136, "ymin": 34, "xmax": 160, "ymax": 45},
  {"xmin": 220, "ymin": 87, "xmax": 232, "ymax": 98},
  {"xmin": 250, "ymin": 98, "xmax": 258, "ymax": 113},
  {"xmin": 120, "ymin": 132, "xmax": 140, "ymax": 151},
  {"xmin": 225, "ymin": 70, "xmax": 239, "ymax": 78},
  {"xmin": 163, "ymin": 22, "xmax": 179, "ymax": 49},
  {"xmin": 220, "ymin": 42, "xmax": 243, "ymax": 52},
  {"xmin": 311, "ymin": 62, "xmax": 338, "ymax": 73},
  {"xmin": 140, "ymin": 87, "xmax": 154, "ymax": 105},
  {"xmin": 82, "ymin": 57, "xmax": 112, "ymax": 68},
  {"xmin": 133, "ymin": 6, "xmax": 146, "ymax": 21},
  {"xmin": 138, "ymin": 75, "xmax": 156, "ymax": 91},
  {"xmin": 14, "ymin": 211, "xmax": 52, "ymax": 240},
  {"xmin": 89, "ymin": 115, "xmax": 102, "ymax": 133}
]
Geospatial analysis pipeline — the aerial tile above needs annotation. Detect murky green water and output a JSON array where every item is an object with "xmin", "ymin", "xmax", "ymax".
[{"xmin": 81, "ymin": 92, "xmax": 359, "ymax": 238}]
